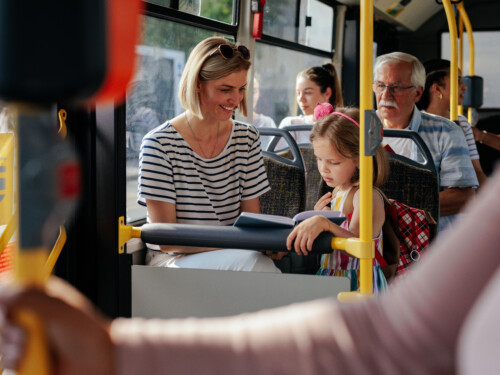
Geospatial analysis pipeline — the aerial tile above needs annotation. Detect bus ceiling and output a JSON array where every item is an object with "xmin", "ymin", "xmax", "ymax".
[{"xmin": 335, "ymin": 0, "xmax": 445, "ymax": 32}]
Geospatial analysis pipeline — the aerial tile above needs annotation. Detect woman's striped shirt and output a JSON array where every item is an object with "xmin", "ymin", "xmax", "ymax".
[{"xmin": 138, "ymin": 121, "xmax": 270, "ymax": 226}]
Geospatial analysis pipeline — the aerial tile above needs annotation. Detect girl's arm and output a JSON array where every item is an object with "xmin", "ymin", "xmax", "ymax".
[
  {"xmin": 287, "ymin": 189, "xmax": 385, "ymax": 255},
  {"xmin": 348, "ymin": 189, "xmax": 385, "ymax": 238},
  {"xmin": 146, "ymin": 199, "xmax": 218, "ymax": 254}
]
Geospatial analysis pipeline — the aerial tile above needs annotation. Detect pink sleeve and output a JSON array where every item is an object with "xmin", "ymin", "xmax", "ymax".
[{"xmin": 110, "ymin": 169, "xmax": 500, "ymax": 375}]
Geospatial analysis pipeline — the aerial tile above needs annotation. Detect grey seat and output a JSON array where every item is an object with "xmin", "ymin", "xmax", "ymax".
[{"xmin": 259, "ymin": 127, "xmax": 316, "ymax": 274}]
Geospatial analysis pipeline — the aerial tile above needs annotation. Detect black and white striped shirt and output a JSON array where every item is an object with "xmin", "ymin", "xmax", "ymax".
[{"xmin": 138, "ymin": 121, "xmax": 270, "ymax": 226}]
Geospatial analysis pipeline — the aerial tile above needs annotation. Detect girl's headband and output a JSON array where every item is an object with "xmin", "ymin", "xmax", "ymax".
[{"xmin": 314, "ymin": 102, "xmax": 360, "ymax": 128}]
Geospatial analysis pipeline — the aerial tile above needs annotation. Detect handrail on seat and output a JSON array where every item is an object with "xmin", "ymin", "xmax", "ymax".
[
  {"xmin": 265, "ymin": 124, "xmax": 314, "ymax": 152},
  {"xmin": 258, "ymin": 127, "xmax": 305, "ymax": 171},
  {"xmin": 383, "ymin": 129, "xmax": 437, "ymax": 175}
]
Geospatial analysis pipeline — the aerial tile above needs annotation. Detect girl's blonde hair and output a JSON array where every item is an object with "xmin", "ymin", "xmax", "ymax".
[
  {"xmin": 310, "ymin": 107, "xmax": 389, "ymax": 187},
  {"xmin": 178, "ymin": 36, "xmax": 251, "ymax": 119}
]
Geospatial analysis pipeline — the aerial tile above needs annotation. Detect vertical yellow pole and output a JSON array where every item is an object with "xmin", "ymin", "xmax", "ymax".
[
  {"xmin": 442, "ymin": 0, "xmax": 458, "ymax": 122},
  {"xmin": 458, "ymin": 16, "xmax": 464, "ymax": 116},
  {"xmin": 359, "ymin": 0, "xmax": 374, "ymax": 295},
  {"xmin": 457, "ymin": 3, "xmax": 476, "ymax": 124}
]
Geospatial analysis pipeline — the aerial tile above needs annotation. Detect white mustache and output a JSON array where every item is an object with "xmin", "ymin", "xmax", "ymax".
[{"xmin": 379, "ymin": 100, "xmax": 398, "ymax": 108}]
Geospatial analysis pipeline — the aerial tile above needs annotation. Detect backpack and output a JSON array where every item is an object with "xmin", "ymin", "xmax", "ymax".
[{"xmin": 380, "ymin": 197, "xmax": 437, "ymax": 281}]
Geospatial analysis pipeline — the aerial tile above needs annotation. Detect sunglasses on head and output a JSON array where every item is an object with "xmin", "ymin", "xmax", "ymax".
[{"xmin": 211, "ymin": 44, "xmax": 250, "ymax": 60}]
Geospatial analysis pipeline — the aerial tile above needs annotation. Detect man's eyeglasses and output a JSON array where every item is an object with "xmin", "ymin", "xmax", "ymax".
[
  {"xmin": 211, "ymin": 44, "xmax": 250, "ymax": 61},
  {"xmin": 373, "ymin": 82, "xmax": 415, "ymax": 96}
]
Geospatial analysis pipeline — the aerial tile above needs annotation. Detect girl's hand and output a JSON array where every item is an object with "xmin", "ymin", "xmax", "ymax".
[
  {"xmin": 286, "ymin": 216, "xmax": 331, "ymax": 255},
  {"xmin": 314, "ymin": 192, "xmax": 332, "ymax": 211}
]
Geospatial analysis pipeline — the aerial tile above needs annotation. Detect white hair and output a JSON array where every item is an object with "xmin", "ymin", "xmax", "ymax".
[{"xmin": 373, "ymin": 52, "xmax": 426, "ymax": 88}]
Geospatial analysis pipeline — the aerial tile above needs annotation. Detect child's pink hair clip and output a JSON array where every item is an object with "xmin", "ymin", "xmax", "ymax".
[{"xmin": 314, "ymin": 102, "xmax": 334, "ymax": 121}]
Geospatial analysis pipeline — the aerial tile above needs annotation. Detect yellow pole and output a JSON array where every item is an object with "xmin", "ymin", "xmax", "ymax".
[
  {"xmin": 43, "ymin": 225, "xmax": 66, "ymax": 279},
  {"xmin": 358, "ymin": 0, "xmax": 374, "ymax": 295},
  {"xmin": 458, "ymin": 16, "xmax": 464, "ymax": 116},
  {"xmin": 442, "ymin": 0, "xmax": 459, "ymax": 122},
  {"xmin": 457, "ymin": 2, "xmax": 476, "ymax": 124}
]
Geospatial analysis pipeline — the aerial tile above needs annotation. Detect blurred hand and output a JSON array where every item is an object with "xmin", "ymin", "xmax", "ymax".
[{"xmin": 0, "ymin": 278, "xmax": 113, "ymax": 375}]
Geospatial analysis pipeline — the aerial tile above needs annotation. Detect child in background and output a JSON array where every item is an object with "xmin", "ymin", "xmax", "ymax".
[
  {"xmin": 278, "ymin": 63, "xmax": 343, "ymax": 147},
  {"xmin": 286, "ymin": 105, "xmax": 390, "ymax": 292}
]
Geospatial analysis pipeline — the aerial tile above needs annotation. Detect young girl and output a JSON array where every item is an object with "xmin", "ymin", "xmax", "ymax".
[
  {"xmin": 278, "ymin": 63, "xmax": 343, "ymax": 146},
  {"xmin": 286, "ymin": 106, "xmax": 390, "ymax": 292}
]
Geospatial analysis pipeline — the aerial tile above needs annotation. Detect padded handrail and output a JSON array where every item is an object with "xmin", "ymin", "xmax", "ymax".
[
  {"xmin": 383, "ymin": 129, "xmax": 437, "ymax": 175},
  {"xmin": 266, "ymin": 124, "xmax": 314, "ymax": 152},
  {"xmin": 141, "ymin": 223, "xmax": 333, "ymax": 253},
  {"xmin": 259, "ymin": 127, "xmax": 305, "ymax": 171}
]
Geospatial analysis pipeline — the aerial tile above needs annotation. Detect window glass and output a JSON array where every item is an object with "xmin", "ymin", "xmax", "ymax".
[
  {"xmin": 146, "ymin": 0, "xmax": 234, "ymax": 24},
  {"xmin": 264, "ymin": 0, "xmax": 334, "ymax": 52},
  {"xmin": 126, "ymin": 16, "xmax": 228, "ymax": 223},
  {"xmin": 254, "ymin": 42, "xmax": 327, "ymax": 126},
  {"xmin": 442, "ymin": 31, "xmax": 500, "ymax": 108}
]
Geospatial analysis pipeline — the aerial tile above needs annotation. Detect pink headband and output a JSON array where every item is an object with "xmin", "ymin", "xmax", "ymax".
[
  {"xmin": 313, "ymin": 102, "xmax": 360, "ymax": 128},
  {"xmin": 331, "ymin": 111, "xmax": 360, "ymax": 128}
]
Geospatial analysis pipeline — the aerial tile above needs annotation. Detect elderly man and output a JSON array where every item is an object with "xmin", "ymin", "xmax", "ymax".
[{"xmin": 373, "ymin": 52, "xmax": 478, "ymax": 233}]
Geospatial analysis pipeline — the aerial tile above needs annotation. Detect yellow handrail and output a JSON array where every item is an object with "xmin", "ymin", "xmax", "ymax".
[
  {"xmin": 58, "ymin": 109, "xmax": 67, "ymax": 139},
  {"xmin": 337, "ymin": 0, "xmax": 375, "ymax": 301},
  {"xmin": 457, "ymin": 2, "xmax": 475, "ymax": 124},
  {"xmin": 442, "ymin": 0, "xmax": 459, "ymax": 122},
  {"xmin": 0, "ymin": 210, "xmax": 16, "ymax": 257},
  {"xmin": 458, "ymin": 15, "xmax": 464, "ymax": 116},
  {"xmin": 43, "ymin": 225, "xmax": 67, "ymax": 279}
]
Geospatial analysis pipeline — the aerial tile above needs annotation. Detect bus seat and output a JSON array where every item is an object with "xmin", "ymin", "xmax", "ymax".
[
  {"xmin": 258, "ymin": 127, "xmax": 306, "ymax": 218},
  {"xmin": 317, "ymin": 155, "xmax": 439, "ymax": 224},
  {"xmin": 259, "ymin": 128, "xmax": 318, "ymax": 274},
  {"xmin": 263, "ymin": 125, "xmax": 320, "ymax": 211},
  {"xmin": 380, "ymin": 157, "xmax": 440, "ymax": 222},
  {"xmin": 382, "ymin": 129, "xmax": 440, "ymax": 223}
]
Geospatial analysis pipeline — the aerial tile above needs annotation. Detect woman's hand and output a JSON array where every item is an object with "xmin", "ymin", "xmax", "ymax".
[
  {"xmin": 314, "ymin": 192, "xmax": 332, "ymax": 211},
  {"xmin": 286, "ymin": 216, "xmax": 331, "ymax": 256}
]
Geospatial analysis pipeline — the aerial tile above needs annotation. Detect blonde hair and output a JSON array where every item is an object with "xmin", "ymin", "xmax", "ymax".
[
  {"xmin": 310, "ymin": 107, "xmax": 389, "ymax": 187},
  {"xmin": 178, "ymin": 37, "xmax": 251, "ymax": 119}
]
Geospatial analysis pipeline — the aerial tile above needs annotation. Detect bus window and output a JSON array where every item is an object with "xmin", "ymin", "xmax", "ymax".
[
  {"xmin": 146, "ymin": 0, "xmax": 235, "ymax": 24},
  {"xmin": 255, "ymin": 0, "xmax": 335, "ymax": 125},
  {"xmin": 255, "ymin": 43, "xmax": 326, "ymax": 125},
  {"xmin": 125, "ymin": 15, "xmax": 231, "ymax": 223},
  {"xmin": 441, "ymin": 31, "xmax": 500, "ymax": 109},
  {"xmin": 264, "ymin": 0, "xmax": 333, "ymax": 51}
]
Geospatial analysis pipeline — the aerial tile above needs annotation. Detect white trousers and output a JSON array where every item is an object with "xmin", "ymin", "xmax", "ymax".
[{"xmin": 146, "ymin": 249, "xmax": 281, "ymax": 273}]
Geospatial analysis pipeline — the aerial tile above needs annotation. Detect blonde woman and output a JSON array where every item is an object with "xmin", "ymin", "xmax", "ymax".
[{"xmin": 138, "ymin": 37, "xmax": 279, "ymax": 273}]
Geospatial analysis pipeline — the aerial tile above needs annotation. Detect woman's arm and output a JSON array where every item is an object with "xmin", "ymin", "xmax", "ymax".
[
  {"xmin": 472, "ymin": 127, "xmax": 500, "ymax": 151},
  {"xmin": 240, "ymin": 197, "xmax": 260, "ymax": 214},
  {"xmin": 146, "ymin": 199, "xmax": 218, "ymax": 254}
]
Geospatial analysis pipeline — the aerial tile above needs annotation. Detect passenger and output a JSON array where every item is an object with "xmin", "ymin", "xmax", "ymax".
[
  {"xmin": 417, "ymin": 58, "xmax": 487, "ymax": 188},
  {"xmin": 252, "ymin": 74, "xmax": 276, "ymax": 150},
  {"xmin": 373, "ymin": 52, "xmax": 478, "ymax": 233},
  {"xmin": 278, "ymin": 63, "xmax": 343, "ymax": 146},
  {"xmin": 138, "ymin": 37, "xmax": 279, "ymax": 273},
  {"xmin": 2, "ymin": 168, "xmax": 500, "ymax": 375},
  {"xmin": 287, "ymin": 106, "xmax": 389, "ymax": 292}
]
